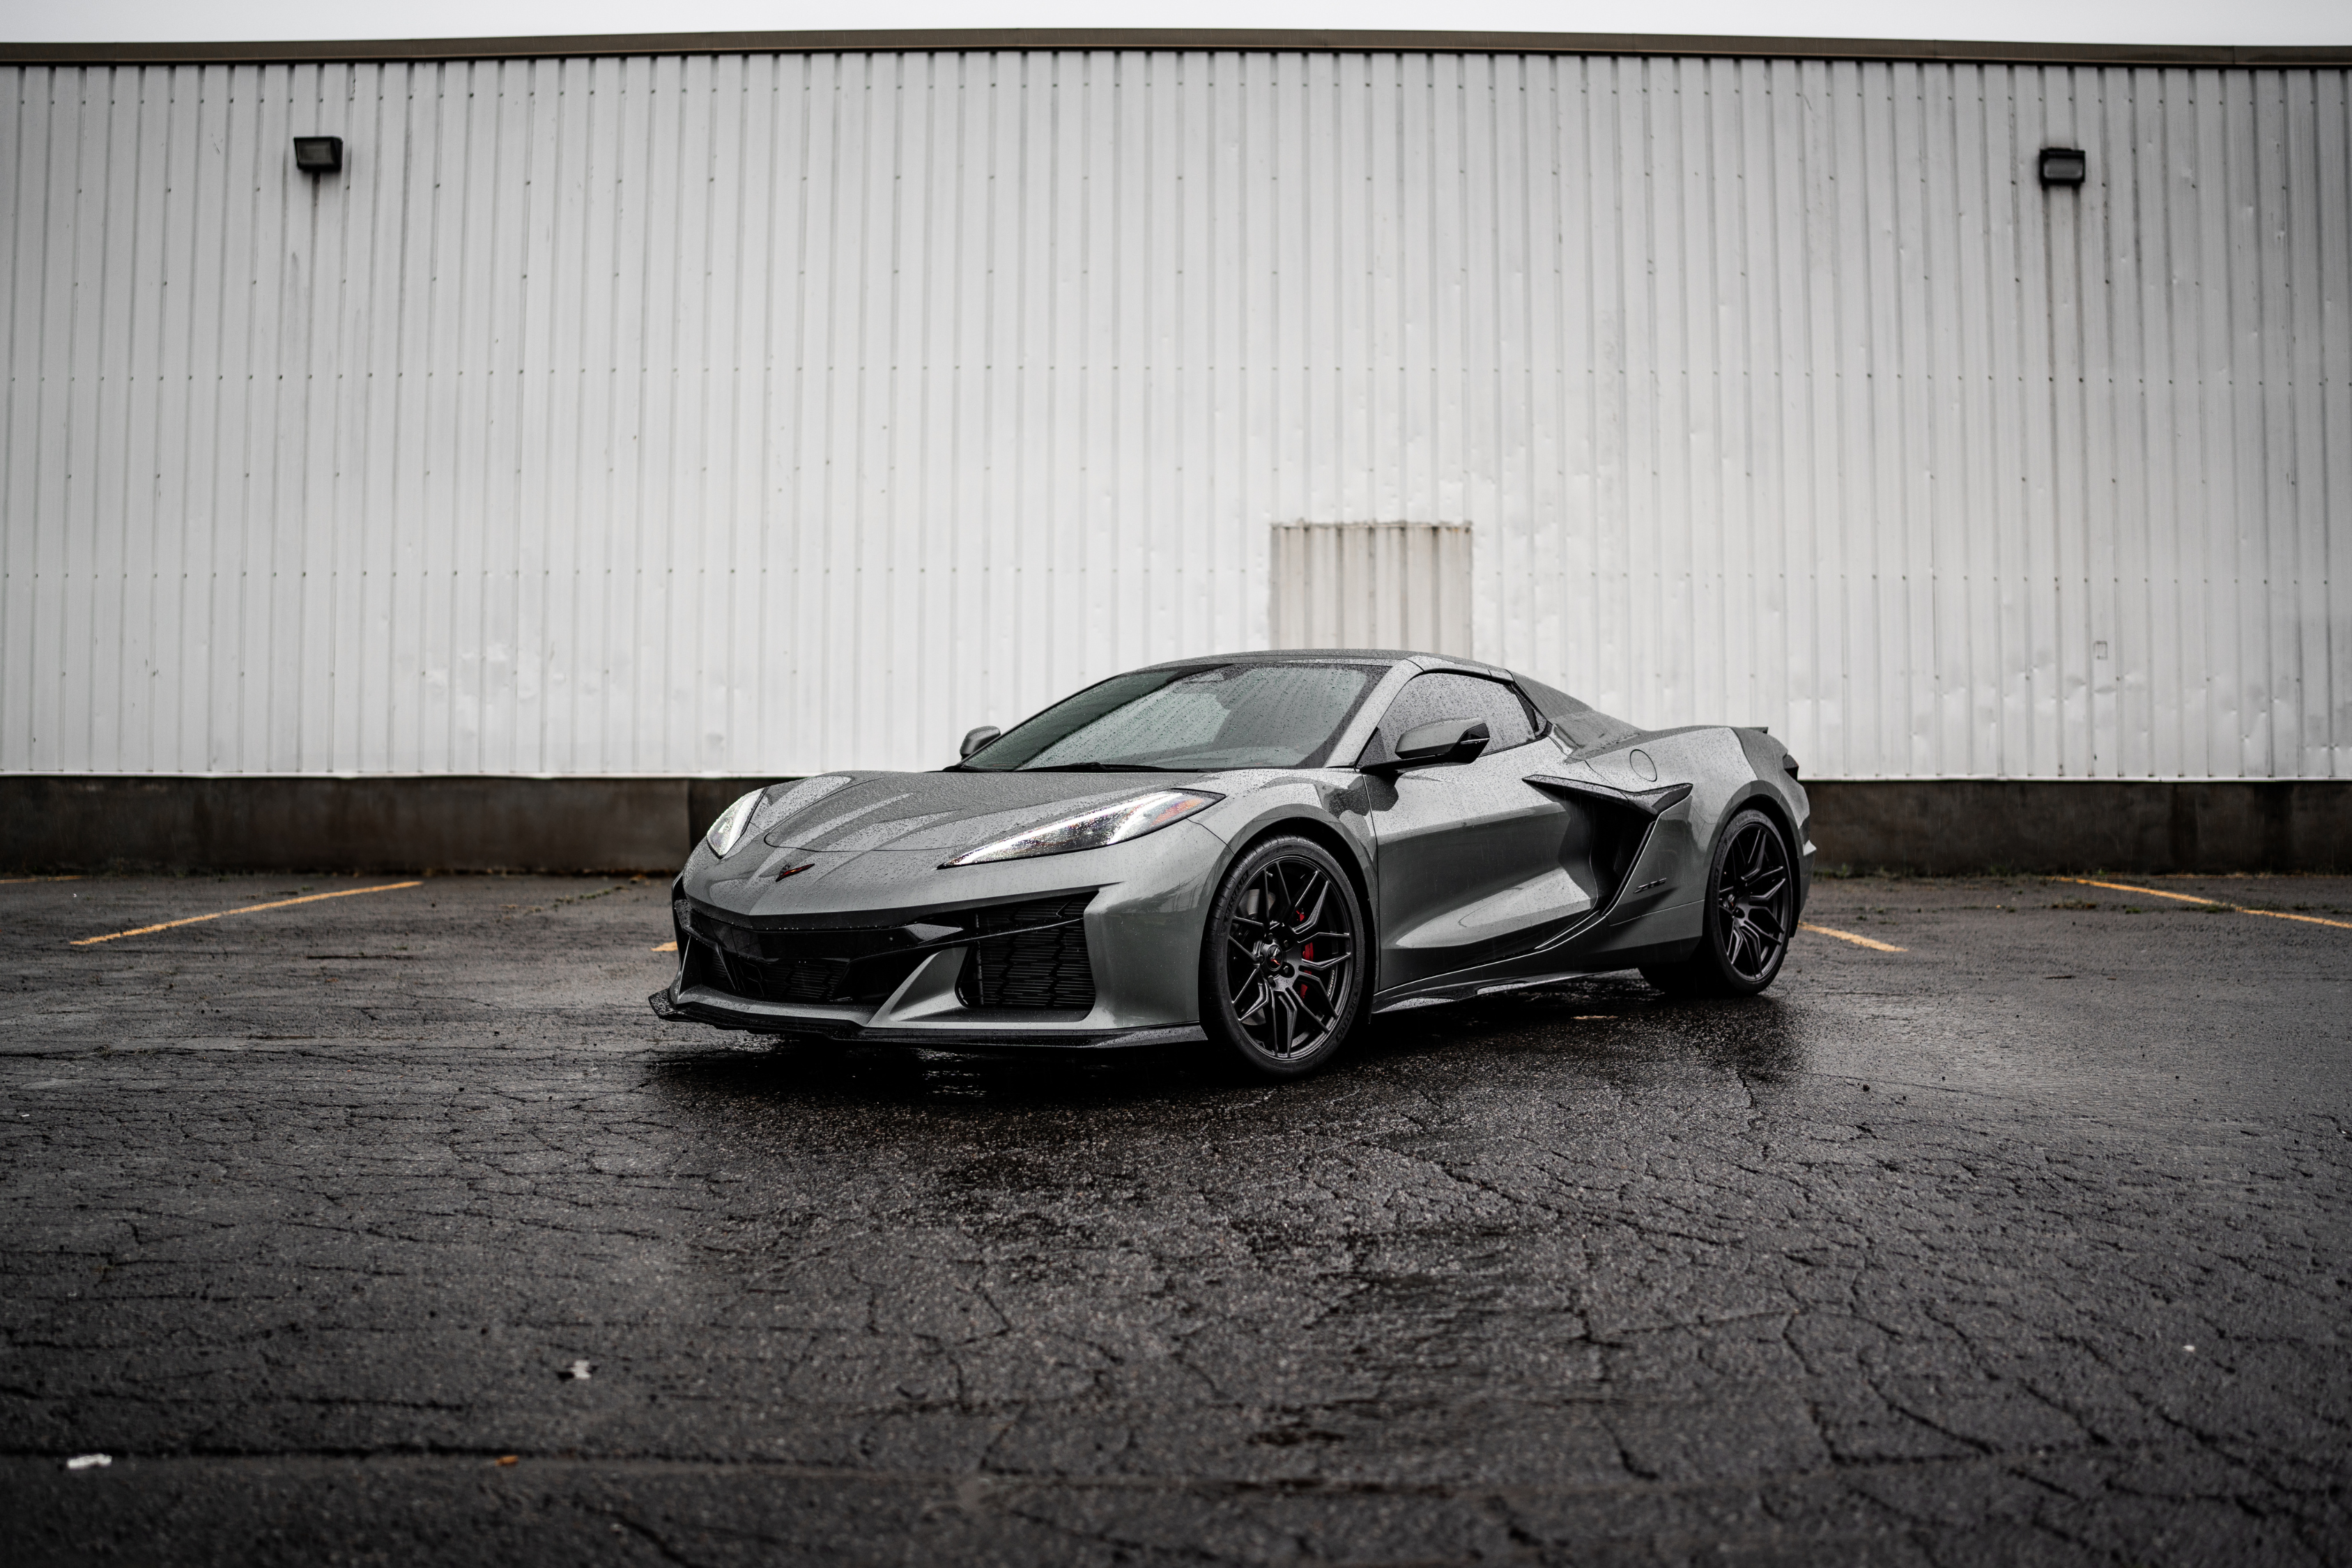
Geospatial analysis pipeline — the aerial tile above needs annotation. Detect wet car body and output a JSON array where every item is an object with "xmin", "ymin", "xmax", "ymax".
[{"xmin": 651, "ymin": 650, "xmax": 1813, "ymax": 1050}]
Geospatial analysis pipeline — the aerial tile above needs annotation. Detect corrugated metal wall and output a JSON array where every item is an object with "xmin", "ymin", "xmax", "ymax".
[{"xmin": 3, "ymin": 49, "xmax": 2346, "ymax": 779}]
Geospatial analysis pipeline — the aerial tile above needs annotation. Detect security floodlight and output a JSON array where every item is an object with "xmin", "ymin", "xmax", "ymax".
[
  {"xmin": 293, "ymin": 137, "xmax": 344, "ymax": 174},
  {"xmin": 2039, "ymin": 148, "xmax": 2086, "ymax": 186}
]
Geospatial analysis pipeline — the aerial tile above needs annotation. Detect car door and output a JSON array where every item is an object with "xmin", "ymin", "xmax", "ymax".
[{"xmin": 1364, "ymin": 672, "xmax": 1601, "ymax": 994}]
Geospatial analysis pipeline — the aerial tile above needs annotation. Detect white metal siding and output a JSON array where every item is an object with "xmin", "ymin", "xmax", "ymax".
[{"xmin": 3, "ymin": 51, "xmax": 2345, "ymax": 778}]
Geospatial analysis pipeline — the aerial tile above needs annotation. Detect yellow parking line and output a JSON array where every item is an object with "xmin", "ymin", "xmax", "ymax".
[
  {"xmin": 70, "ymin": 882, "xmax": 424, "ymax": 946},
  {"xmin": 2057, "ymin": 877, "xmax": 2352, "ymax": 931},
  {"xmin": 2061, "ymin": 877, "xmax": 2213, "ymax": 905},
  {"xmin": 652, "ymin": 941, "xmax": 677, "ymax": 953},
  {"xmin": 1801, "ymin": 922, "xmax": 1907, "ymax": 953},
  {"xmin": 2240, "ymin": 908, "xmax": 2352, "ymax": 930},
  {"xmin": 1, "ymin": 875, "xmax": 82, "ymax": 886}
]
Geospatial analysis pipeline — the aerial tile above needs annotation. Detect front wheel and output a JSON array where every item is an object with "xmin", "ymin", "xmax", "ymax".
[
  {"xmin": 1640, "ymin": 806, "xmax": 1795, "ymax": 998},
  {"xmin": 1199, "ymin": 836, "xmax": 1369, "ymax": 1079}
]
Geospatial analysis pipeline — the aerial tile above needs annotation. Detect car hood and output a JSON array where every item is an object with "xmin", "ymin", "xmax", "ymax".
[{"xmin": 747, "ymin": 769, "xmax": 1223, "ymax": 856}]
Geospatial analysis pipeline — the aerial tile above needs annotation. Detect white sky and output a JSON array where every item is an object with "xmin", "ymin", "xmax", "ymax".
[{"xmin": 1, "ymin": 0, "xmax": 2346, "ymax": 46}]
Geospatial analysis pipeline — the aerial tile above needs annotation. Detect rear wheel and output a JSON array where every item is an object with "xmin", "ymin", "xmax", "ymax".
[
  {"xmin": 1199, "ymin": 836, "xmax": 1369, "ymax": 1079},
  {"xmin": 1640, "ymin": 807, "xmax": 1794, "ymax": 998}
]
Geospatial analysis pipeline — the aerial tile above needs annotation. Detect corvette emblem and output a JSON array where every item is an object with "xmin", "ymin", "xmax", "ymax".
[{"xmin": 775, "ymin": 861, "xmax": 815, "ymax": 879}]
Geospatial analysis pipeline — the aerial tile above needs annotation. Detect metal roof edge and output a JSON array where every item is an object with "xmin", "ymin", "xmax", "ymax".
[{"xmin": 3, "ymin": 29, "xmax": 2349, "ymax": 69}]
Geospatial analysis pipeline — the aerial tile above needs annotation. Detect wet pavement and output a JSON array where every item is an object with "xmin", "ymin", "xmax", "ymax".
[{"xmin": 3, "ymin": 870, "xmax": 2349, "ymax": 1566}]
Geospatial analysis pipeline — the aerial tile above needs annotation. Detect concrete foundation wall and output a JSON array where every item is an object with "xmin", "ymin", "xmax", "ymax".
[
  {"xmin": 0, "ymin": 776, "xmax": 793, "ymax": 875},
  {"xmin": 3, "ymin": 776, "xmax": 2346, "ymax": 876},
  {"xmin": 1804, "ymin": 781, "xmax": 2352, "ymax": 875}
]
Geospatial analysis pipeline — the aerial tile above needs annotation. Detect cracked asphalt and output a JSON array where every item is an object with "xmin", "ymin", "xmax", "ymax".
[{"xmin": 4, "ymin": 870, "xmax": 2349, "ymax": 1566}]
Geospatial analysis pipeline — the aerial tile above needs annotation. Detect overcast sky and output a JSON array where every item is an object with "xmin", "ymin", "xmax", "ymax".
[{"xmin": 2, "ymin": 0, "xmax": 2345, "ymax": 46}]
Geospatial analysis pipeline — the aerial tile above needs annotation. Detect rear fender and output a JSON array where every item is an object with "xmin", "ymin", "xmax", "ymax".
[{"xmin": 1716, "ymin": 777, "xmax": 1812, "ymax": 921}]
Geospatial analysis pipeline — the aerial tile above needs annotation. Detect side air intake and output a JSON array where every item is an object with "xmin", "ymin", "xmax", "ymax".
[{"xmin": 955, "ymin": 896, "xmax": 1097, "ymax": 1011}]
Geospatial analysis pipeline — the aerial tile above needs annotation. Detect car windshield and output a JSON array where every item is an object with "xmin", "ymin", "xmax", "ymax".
[{"xmin": 964, "ymin": 662, "xmax": 1385, "ymax": 771}]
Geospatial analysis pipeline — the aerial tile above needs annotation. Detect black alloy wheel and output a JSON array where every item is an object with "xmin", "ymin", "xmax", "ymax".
[
  {"xmin": 1200, "ymin": 836, "xmax": 1368, "ymax": 1078},
  {"xmin": 1640, "ymin": 806, "xmax": 1795, "ymax": 998}
]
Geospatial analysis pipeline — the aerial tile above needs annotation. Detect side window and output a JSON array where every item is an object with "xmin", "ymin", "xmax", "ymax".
[{"xmin": 1361, "ymin": 672, "xmax": 1538, "ymax": 762}]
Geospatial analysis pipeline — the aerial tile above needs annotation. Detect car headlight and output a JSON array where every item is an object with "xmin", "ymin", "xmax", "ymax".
[
  {"xmin": 940, "ymin": 790, "xmax": 1223, "ymax": 868},
  {"xmin": 705, "ymin": 790, "xmax": 764, "ymax": 857}
]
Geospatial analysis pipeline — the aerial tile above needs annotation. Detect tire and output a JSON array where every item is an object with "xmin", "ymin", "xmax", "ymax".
[
  {"xmin": 1640, "ymin": 806, "xmax": 1796, "ymax": 999},
  {"xmin": 1199, "ymin": 836, "xmax": 1371, "ymax": 1079}
]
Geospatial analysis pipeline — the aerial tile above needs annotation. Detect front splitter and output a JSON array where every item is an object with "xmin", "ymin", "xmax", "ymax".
[{"xmin": 649, "ymin": 985, "xmax": 1206, "ymax": 1051}]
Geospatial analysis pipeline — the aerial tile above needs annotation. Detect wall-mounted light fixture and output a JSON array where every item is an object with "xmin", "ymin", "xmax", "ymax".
[
  {"xmin": 293, "ymin": 136, "xmax": 344, "ymax": 175},
  {"xmin": 2038, "ymin": 148, "xmax": 2086, "ymax": 186}
]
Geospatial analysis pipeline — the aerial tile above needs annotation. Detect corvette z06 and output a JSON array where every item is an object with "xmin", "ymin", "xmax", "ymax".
[{"xmin": 652, "ymin": 651, "xmax": 1811, "ymax": 1078}]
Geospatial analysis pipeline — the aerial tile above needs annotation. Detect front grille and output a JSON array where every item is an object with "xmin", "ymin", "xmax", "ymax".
[
  {"xmin": 956, "ymin": 896, "xmax": 1097, "ymax": 1011},
  {"xmin": 681, "ymin": 892, "xmax": 1096, "ymax": 1013},
  {"xmin": 739, "ymin": 955, "xmax": 854, "ymax": 1003},
  {"xmin": 680, "ymin": 911, "xmax": 925, "ymax": 1006}
]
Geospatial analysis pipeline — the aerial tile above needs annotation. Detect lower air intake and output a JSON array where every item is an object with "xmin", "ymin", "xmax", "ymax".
[
  {"xmin": 680, "ymin": 912, "xmax": 923, "ymax": 1006},
  {"xmin": 956, "ymin": 895, "xmax": 1096, "ymax": 1011}
]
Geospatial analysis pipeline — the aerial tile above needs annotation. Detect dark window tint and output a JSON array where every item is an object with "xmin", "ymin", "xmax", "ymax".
[{"xmin": 1362, "ymin": 672, "xmax": 1538, "ymax": 762}]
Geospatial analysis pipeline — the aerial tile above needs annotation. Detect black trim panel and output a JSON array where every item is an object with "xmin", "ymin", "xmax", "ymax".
[{"xmin": 681, "ymin": 885, "xmax": 1100, "ymax": 932}]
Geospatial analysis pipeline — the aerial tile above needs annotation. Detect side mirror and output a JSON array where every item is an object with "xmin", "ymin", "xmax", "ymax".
[
  {"xmin": 959, "ymin": 725, "xmax": 1001, "ymax": 761},
  {"xmin": 1369, "ymin": 717, "xmax": 1490, "ymax": 776}
]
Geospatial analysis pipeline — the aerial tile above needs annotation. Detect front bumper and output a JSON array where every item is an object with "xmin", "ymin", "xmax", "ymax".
[{"xmin": 649, "ymin": 820, "xmax": 1227, "ymax": 1047}]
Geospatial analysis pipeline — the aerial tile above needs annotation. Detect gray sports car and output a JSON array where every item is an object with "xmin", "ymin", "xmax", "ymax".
[{"xmin": 650, "ymin": 651, "xmax": 1812, "ymax": 1077}]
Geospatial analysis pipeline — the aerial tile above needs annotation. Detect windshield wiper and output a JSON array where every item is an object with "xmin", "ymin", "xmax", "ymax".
[{"xmin": 1016, "ymin": 760, "xmax": 1179, "ymax": 772}]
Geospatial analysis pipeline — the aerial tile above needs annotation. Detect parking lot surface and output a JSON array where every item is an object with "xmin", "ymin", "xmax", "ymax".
[{"xmin": 3, "ymin": 870, "xmax": 2349, "ymax": 1565}]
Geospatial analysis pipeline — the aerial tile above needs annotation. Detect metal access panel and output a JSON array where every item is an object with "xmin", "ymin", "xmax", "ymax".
[{"xmin": 1269, "ymin": 523, "xmax": 1473, "ymax": 659}]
